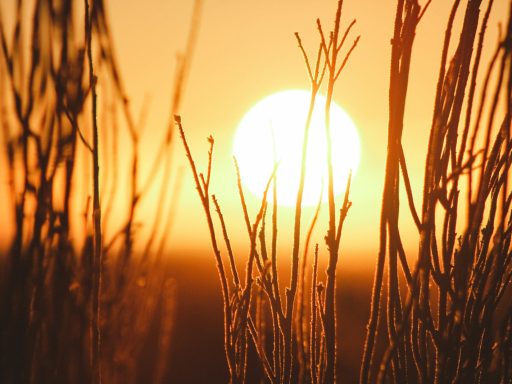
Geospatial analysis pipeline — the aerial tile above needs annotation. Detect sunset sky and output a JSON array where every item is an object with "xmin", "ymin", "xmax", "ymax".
[{"xmin": 0, "ymin": 0, "xmax": 509, "ymax": 262}]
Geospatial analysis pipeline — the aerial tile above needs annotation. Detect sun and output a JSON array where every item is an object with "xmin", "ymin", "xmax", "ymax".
[{"xmin": 233, "ymin": 90, "xmax": 360, "ymax": 207}]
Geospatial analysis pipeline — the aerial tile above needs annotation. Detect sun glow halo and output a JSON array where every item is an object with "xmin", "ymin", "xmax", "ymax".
[{"xmin": 233, "ymin": 90, "xmax": 360, "ymax": 207}]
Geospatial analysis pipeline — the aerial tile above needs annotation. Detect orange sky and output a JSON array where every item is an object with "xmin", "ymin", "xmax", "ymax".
[{"xmin": 0, "ymin": 1, "xmax": 509, "ymax": 263}]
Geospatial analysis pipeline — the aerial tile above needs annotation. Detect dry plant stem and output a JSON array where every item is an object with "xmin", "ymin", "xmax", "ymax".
[
  {"xmin": 316, "ymin": 1, "xmax": 359, "ymax": 381},
  {"xmin": 458, "ymin": 0, "xmax": 494, "ymax": 171},
  {"xmin": 420, "ymin": 1, "xmax": 485, "ymax": 382},
  {"xmin": 213, "ymin": 196, "xmax": 241, "ymax": 287},
  {"xmin": 292, "ymin": 32, "xmax": 328, "ymax": 383},
  {"xmin": 425, "ymin": 2, "xmax": 465, "ymax": 380},
  {"xmin": 270, "ymin": 152, "xmax": 282, "ymax": 382},
  {"xmin": 295, "ymin": 192, "xmax": 322, "ymax": 384},
  {"xmin": 176, "ymin": 118, "xmax": 238, "ymax": 382},
  {"xmin": 85, "ymin": 1, "xmax": 103, "ymax": 383},
  {"xmin": 360, "ymin": 1, "xmax": 421, "ymax": 382},
  {"xmin": 283, "ymin": 77, "xmax": 319, "ymax": 384},
  {"xmin": 387, "ymin": 3, "xmax": 420, "ymax": 381}
]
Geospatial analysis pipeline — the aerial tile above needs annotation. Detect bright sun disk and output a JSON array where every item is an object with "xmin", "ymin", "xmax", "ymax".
[{"xmin": 233, "ymin": 90, "xmax": 360, "ymax": 207}]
